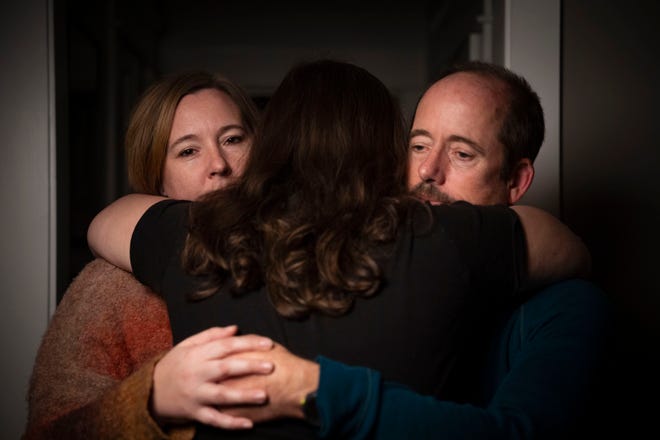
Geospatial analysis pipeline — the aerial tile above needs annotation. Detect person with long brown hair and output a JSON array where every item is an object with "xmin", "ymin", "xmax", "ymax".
[{"xmin": 88, "ymin": 60, "xmax": 590, "ymax": 437}]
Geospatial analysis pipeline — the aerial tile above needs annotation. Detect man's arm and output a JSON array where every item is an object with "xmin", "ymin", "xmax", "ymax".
[
  {"xmin": 512, "ymin": 205, "xmax": 591, "ymax": 290},
  {"xmin": 225, "ymin": 280, "xmax": 612, "ymax": 439}
]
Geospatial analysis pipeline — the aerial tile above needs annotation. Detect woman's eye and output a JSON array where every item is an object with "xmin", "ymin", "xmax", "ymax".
[
  {"xmin": 224, "ymin": 134, "xmax": 245, "ymax": 145},
  {"xmin": 178, "ymin": 147, "xmax": 196, "ymax": 157}
]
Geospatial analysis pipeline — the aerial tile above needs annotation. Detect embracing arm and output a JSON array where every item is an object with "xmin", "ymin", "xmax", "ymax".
[
  {"xmin": 23, "ymin": 260, "xmax": 275, "ymax": 439},
  {"xmin": 313, "ymin": 280, "xmax": 612, "ymax": 439},
  {"xmin": 511, "ymin": 205, "xmax": 591, "ymax": 290},
  {"xmin": 87, "ymin": 194, "xmax": 166, "ymax": 271},
  {"xmin": 224, "ymin": 350, "xmax": 522, "ymax": 439},
  {"xmin": 228, "ymin": 294, "xmax": 611, "ymax": 440},
  {"xmin": 23, "ymin": 260, "xmax": 184, "ymax": 439},
  {"xmin": 25, "ymin": 355, "xmax": 194, "ymax": 440}
]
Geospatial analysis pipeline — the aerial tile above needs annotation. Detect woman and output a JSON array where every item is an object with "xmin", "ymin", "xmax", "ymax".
[
  {"xmin": 24, "ymin": 71, "xmax": 271, "ymax": 439},
  {"xmin": 89, "ymin": 60, "xmax": 590, "ymax": 438}
]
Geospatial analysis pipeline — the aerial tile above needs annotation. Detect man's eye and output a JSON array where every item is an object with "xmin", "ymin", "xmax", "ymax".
[
  {"xmin": 455, "ymin": 151, "xmax": 473, "ymax": 160},
  {"xmin": 410, "ymin": 144, "xmax": 426, "ymax": 152}
]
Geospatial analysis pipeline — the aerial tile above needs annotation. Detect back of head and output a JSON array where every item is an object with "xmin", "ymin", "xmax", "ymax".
[
  {"xmin": 186, "ymin": 59, "xmax": 411, "ymax": 318},
  {"xmin": 436, "ymin": 61, "xmax": 545, "ymax": 179},
  {"xmin": 246, "ymin": 59, "xmax": 409, "ymax": 211},
  {"xmin": 125, "ymin": 71, "xmax": 258, "ymax": 195}
]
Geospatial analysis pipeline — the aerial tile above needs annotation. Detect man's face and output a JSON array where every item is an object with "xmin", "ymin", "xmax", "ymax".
[{"xmin": 408, "ymin": 72, "xmax": 512, "ymax": 206}]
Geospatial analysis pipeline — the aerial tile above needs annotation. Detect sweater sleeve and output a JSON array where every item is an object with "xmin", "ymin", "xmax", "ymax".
[
  {"xmin": 23, "ymin": 259, "xmax": 189, "ymax": 439},
  {"xmin": 25, "ymin": 355, "xmax": 194, "ymax": 440}
]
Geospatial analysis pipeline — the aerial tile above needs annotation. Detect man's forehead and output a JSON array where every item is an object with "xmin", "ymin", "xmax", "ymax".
[
  {"xmin": 427, "ymin": 73, "xmax": 505, "ymax": 106},
  {"xmin": 410, "ymin": 80, "xmax": 507, "ymax": 160},
  {"xmin": 414, "ymin": 74, "xmax": 506, "ymax": 129}
]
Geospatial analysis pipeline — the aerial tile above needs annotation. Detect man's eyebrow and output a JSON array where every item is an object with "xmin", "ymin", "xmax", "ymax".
[
  {"xmin": 447, "ymin": 134, "xmax": 486, "ymax": 155},
  {"xmin": 409, "ymin": 128, "xmax": 432, "ymax": 138},
  {"xmin": 409, "ymin": 130, "xmax": 486, "ymax": 155}
]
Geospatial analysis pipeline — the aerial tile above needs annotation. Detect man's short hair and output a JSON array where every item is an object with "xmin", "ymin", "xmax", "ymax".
[{"xmin": 437, "ymin": 61, "xmax": 545, "ymax": 180}]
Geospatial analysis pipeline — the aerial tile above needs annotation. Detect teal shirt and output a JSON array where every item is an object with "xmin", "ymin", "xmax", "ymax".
[{"xmin": 316, "ymin": 279, "xmax": 613, "ymax": 439}]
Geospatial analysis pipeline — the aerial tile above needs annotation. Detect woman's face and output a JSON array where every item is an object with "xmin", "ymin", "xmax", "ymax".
[{"xmin": 161, "ymin": 88, "xmax": 252, "ymax": 200}]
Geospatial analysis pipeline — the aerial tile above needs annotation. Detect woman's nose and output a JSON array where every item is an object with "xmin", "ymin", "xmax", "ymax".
[{"xmin": 210, "ymin": 149, "xmax": 231, "ymax": 177}]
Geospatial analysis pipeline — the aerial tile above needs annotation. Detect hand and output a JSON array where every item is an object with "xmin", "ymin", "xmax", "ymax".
[
  {"xmin": 221, "ymin": 344, "xmax": 320, "ymax": 423},
  {"xmin": 151, "ymin": 325, "xmax": 275, "ymax": 429}
]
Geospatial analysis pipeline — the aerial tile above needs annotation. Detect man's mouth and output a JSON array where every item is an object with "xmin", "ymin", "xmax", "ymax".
[{"xmin": 410, "ymin": 183, "xmax": 454, "ymax": 205}]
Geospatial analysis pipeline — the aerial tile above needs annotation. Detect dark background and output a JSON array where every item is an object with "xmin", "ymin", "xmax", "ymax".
[
  {"xmin": 55, "ymin": 0, "xmax": 488, "ymax": 296},
  {"xmin": 55, "ymin": 0, "xmax": 660, "ymax": 436}
]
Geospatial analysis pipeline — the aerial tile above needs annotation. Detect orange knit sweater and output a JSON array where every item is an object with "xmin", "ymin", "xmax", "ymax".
[{"xmin": 23, "ymin": 259, "xmax": 193, "ymax": 439}]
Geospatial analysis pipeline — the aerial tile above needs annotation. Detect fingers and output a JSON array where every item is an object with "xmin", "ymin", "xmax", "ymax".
[
  {"xmin": 178, "ymin": 327, "xmax": 274, "ymax": 360},
  {"xmin": 199, "ymin": 357, "xmax": 274, "ymax": 383},
  {"xmin": 200, "ymin": 334, "xmax": 274, "ymax": 360},
  {"xmin": 178, "ymin": 326, "xmax": 239, "ymax": 347},
  {"xmin": 222, "ymin": 405, "xmax": 275, "ymax": 424},
  {"xmin": 195, "ymin": 406, "xmax": 254, "ymax": 430},
  {"xmin": 198, "ymin": 381, "xmax": 268, "ymax": 406}
]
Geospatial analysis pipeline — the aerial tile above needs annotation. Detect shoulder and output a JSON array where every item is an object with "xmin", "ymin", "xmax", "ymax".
[
  {"xmin": 62, "ymin": 259, "xmax": 150, "ymax": 302},
  {"xmin": 522, "ymin": 279, "xmax": 612, "ymax": 325},
  {"xmin": 407, "ymin": 201, "xmax": 517, "ymax": 239},
  {"xmin": 55, "ymin": 259, "xmax": 164, "ymax": 327},
  {"xmin": 136, "ymin": 199, "xmax": 191, "ymax": 227},
  {"xmin": 131, "ymin": 199, "xmax": 191, "ymax": 253}
]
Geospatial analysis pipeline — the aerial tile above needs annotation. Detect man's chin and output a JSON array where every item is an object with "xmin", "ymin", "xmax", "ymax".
[
  {"xmin": 409, "ymin": 184, "xmax": 455, "ymax": 205},
  {"xmin": 411, "ymin": 193, "xmax": 454, "ymax": 206},
  {"xmin": 410, "ymin": 195, "xmax": 445, "ymax": 206}
]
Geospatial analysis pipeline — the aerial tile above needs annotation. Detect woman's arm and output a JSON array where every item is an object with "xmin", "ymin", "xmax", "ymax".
[
  {"xmin": 24, "ymin": 259, "xmax": 276, "ymax": 439},
  {"xmin": 511, "ymin": 205, "xmax": 591, "ymax": 290},
  {"xmin": 24, "ymin": 259, "xmax": 181, "ymax": 439},
  {"xmin": 87, "ymin": 194, "xmax": 166, "ymax": 271},
  {"xmin": 151, "ymin": 327, "xmax": 275, "ymax": 430}
]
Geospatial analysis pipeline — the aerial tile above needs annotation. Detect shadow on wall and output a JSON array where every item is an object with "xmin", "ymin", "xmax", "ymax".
[{"xmin": 566, "ymin": 192, "xmax": 660, "ymax": 437}]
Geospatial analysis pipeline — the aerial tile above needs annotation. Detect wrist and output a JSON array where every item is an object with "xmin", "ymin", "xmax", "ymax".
[
  {"xmin": 291, "ymin": 358, "xmax": 320, "ymax": 420},
  {"xmin": 301, "ymin": 390, "xmax": 320, "ymax": 426},
  {"xmin": 150, "ymin": 357, "xmax": 187, "ymax": 428}
]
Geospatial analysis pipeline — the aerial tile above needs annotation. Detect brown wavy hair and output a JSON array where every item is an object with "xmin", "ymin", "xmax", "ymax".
[{"xmin": 183, "ymin": 60, "xmax": 413, "ymax": 318}]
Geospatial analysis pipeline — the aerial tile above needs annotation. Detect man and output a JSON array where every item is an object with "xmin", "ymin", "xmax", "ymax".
[
  {"xmin": 408, "ymin": 62, "xmax": 540, "ymax": 207},
  {"xmin": 225, "ymin": 62, "xmax": 611, "ymax": 439}
]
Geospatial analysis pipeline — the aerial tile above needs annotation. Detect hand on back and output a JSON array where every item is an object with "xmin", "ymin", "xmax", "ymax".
[{"xmin": 151, "ymin": 325, "xmax": 275, "ymax": 429}]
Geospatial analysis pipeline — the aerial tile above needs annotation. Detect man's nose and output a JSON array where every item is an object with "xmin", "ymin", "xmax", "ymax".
[{"xmin": 417, "ymin": 148, "xmax": 445, "ymax": 184}]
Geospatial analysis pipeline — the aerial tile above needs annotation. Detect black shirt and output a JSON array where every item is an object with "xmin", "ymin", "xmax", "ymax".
[{"xmin": 131, "ymin": 200, "xmax": 526, "ymax": 438}]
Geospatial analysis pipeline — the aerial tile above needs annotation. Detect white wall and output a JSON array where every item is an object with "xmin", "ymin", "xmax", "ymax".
[
  {"xmin": 504, "ymin": 0, "xmax": 561, "ymax": 216},
  {"xmin": 0, "ymin": 0, "xmax": 55, "ymax": 435}
]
